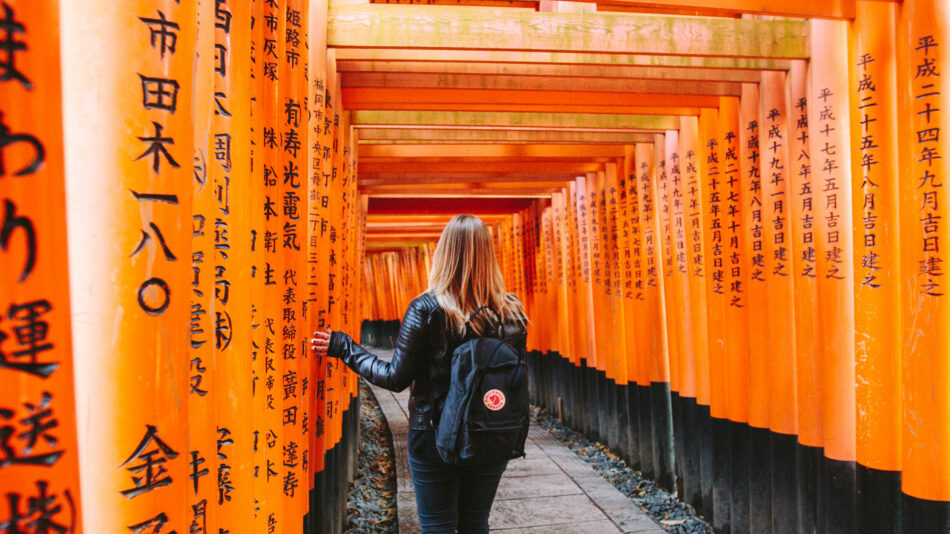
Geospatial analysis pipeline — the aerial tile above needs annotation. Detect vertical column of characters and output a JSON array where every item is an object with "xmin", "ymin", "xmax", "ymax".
[
  {"xmin": 717, "ymin": 95, "xmax": 745, "ymax": 533},
  {"xmin": 742, "ymin": 80, "xmax": 770, "ymax": 445},
  {"xmin": 565, "ymin": 183, "xmax": 581, "ymax": 367},
  {"xmin": 735, "ymin": 82, "xmax": 762, "ymax": 534},
  {"xmin": 760, "ymin": 69, "xmax": 800, "ymax": 533},
  {"xmin": 325, "ymin": 54, "xmax": 342, "ymax": 470},
  {"xmin": 685, "ymin": 114, "xmax": 710, "ymax": 423},
  {"xmin": 788, "ymin": 59, "xmax": 821, "ymax": 533},
  {"xmin": 660, "ymin": 133, "xmax": 685, "ymax": 412},
  {"xmin": 572, "ymin": 179, "xmax": 592, "ymax": 368},
  {"xmin": 809, "ymin": 19, "xmax": 858, "ymax": 534},
  {"xmin": 655, "ymin": 135, "xmax": 680, "ymax": 417},
  {"xmin": 605, "ymin": 163, "xmax": 629, "ymax": 455},
  {"xmin": 278, "ymin": 2, "xmax": 307, "ymax": 529},
  {"xmin": 304, "ymin": 0, "xmax": 328, "ymax": 518},
  {"xmin": 259, "ymin": 0, "xmax": 286, "ymax": 529},
  {"xmin": 849, "ymin": 4, "xmax": 903, "ymax": 532},
  {"xmin": 212, "ymin": 0, "xmax": 254, "ymax": 532},
  {"xmin": 720, "ymin": 95, "xmax": 748, "ymax": 435},
  {"xmin": 0, "ymin": 2, "xmax": 82, "ymax": 533},
  {"xmin": 247, "ymin": 0, "xmax": 268, "ymax": 529},
  {"xmin": 674, "ymin": 118, "xmax": 702, "ymax": 510},
  {"xmin": 592, "ymin": 171, "xmax": 613, "ymax": 387},
  {"xmin": 61, "ymin": 0, "xmax": 196, "ymax": 531},
  {"xmin": 701, "ymin": 106, "xmax": 727, "ymax": 429},
  {"xmin": 760, "ymin": 71, "xmax": 798, "ymax": 434},
  {"xmin": 544, "ymin": 205, "xmax": 558, "ymax": 356},
  {"xmin": 606, "ymin": 164, "xmax": 629, "ymax": 386},
  {"xmin": 620, "ymin": 149, "xmax": 642, "ymax": 391},
  {"xmin": 694, "ymin": 108, "xmax": 720, "ymax": 520},
  {"xmin": 643, "ymin": 140, "xmax": 675, "ymax": 492},
  {"xmin": 523, "ymin": 205, "xmax": 538, "ymax": 353},
  {"xmin": 553, "ymin": 192, "xmax": 571, "ymax": 362},
  {"xmin": 188, "ymin": 2, "xmax": 217, "ymax": 531},
  {"xmin": 897, "ymin": 1, "xmax": 950, "ymax": 527}
]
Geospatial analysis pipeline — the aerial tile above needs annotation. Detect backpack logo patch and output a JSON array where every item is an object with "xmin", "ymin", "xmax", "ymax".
[{"xmin": 483, "ymin": 389, "xmax": 506, "ymax": 411}]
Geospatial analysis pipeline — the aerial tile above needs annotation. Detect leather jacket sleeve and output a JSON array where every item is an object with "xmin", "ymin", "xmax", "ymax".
[{"xmin": 328, "ymin": 295, "xmax": 434, "ymax": 392}]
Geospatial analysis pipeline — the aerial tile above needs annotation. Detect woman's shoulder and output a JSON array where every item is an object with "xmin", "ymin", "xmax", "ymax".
[{"xmin": 408, "ymin": 292, "xmax": 440, "ymax": 314}]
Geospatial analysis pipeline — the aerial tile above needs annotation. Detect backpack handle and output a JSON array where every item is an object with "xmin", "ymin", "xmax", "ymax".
[{"xmin": 466, "ymin": 305, "xmax": 504, "ymax": 338}]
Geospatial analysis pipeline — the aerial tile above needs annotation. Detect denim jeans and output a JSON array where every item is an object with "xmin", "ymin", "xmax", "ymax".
[{"xmin": 407, "ymin": 430, "xmax": 509, "ymax": 534}]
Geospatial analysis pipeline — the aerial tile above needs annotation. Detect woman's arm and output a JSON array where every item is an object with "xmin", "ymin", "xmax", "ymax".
[{"xmin": 312, "ymin": 295, "xmax": 433, "ymax": 392}]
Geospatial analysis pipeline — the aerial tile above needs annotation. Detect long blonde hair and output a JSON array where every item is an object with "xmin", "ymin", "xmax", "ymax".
[{"xmin": 427, "ymin": 215, "xmax": 526, "ymax": 336}]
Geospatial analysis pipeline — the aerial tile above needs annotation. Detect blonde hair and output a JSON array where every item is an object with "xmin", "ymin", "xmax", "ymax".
[{"xmin": 427, "ymin": 214, "xmax": 526, "ymax": 336}]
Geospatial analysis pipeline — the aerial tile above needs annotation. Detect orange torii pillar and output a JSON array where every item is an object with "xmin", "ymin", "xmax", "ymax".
[
  {"xmin": 810, "ymin": 18, "xmax": 858, "ymax": 534},
  {"xmin": 850, "ymin": 3, "xmax": 903, "ymax": 533},
  {"xmin": 736, "ymin": 81, "xmax": 761, "ymax": 534},
  {"xmin": 619, "ymin": 148, "xmax": 643, "ymax": 470},
  {"xmin": 0, "ymin": 2, "xmax": 83, "ymax": 532},
  {"xmin": 306, "ymin": 1, "xmax": 330, "ymax": 528},
  {"xmin": 787, "ymin": 58, "xmax": 823, "ymax": 534},
  {"xmin": 898, "ymin": 0, "xmax": 950, "ymax": 530},
  {"xmin": 62, "ymin": 1, "xmax": 195, "ymax": 532},
  {"xmin": 643, "ymin": 140, "xmax": 676, "ymax": 493},
  {"xmin": 210, "ymin": 2, "xmax": 255, "ymax": 533},
  {"xmin": 717, "ymin": 95, "xmax": 746, "ymax": 534},
  {"xmin": 658, "ymin": 132, "xmax": 687, "ymax": 498},
  {"xmin": 760, "ymin": 69, "xmax": 800, "ymax": 534},
  {"xmin": 189, "ymin": 1, "xmax": 219, "ymax": 527}
]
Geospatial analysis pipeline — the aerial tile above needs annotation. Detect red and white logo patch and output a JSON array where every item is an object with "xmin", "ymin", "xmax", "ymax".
[{"xmin": 483, "ymin": 389, "xmax": 506, "ymax": 411}]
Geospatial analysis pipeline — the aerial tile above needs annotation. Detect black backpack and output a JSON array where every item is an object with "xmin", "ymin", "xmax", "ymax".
[{"xmin": 435, "ymin": 306, "xmax": 530, "ymax": 465}]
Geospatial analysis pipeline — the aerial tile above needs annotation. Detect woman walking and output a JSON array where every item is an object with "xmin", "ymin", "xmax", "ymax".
[{"xmin": 311, "ymin": 214, "xmax": 528, "ymax": 534}]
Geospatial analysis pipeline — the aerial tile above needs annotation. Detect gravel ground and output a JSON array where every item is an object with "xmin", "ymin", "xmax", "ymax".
[
  {"xmin": 343, "ymin": 379, "xmax": 398, "ymax": 534},
  {"xmin": 531, "ymin": 406, "xmax": 714, "ymax": 534}
]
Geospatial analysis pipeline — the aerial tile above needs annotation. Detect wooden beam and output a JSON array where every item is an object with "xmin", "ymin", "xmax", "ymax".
[
  {"xmin": 348, "ymin": 102, "xmax": 703, "ymax": 115},
  {"xmin": 341, "ymin": 72, "xmax": 744, "ymax": 95},
  {"xmin": 327, "ymin": 5, "xmax": 809, "ymax": 58},
  {"xmin": 343, "ymin": 88, "xmax": 720, "ymax": 108},
  {"xmin": 362, "ymin": 181, "xmax": 570, "ymax": 190},
  {"xmin": 337, "ymin": 60, "xmax": 764, "ymax": 82},
  {"xmin": 356, "ymin": 128, "xmax": 656, "ymax": 144},
  {"xmin": 351, "ymin": 110, "xmax": 679, "ymax": 130},
  {"xmin": 368, "ymin": 196, "xmax": 536, "ymax": 214},
  {"xmin": 358, "ymin": 161, "xmax": 604, "ymax": 173},
  {"xmin": 359, "ymin": 144, "xmax": 627, "ymax": 158},
  {"xmin": 360, "ymin": 171, "xmax": 581, "ymax": 181},
  {"xmin": 360, "ymin": 174, "xmax": 577, "ymax": 185},
  {"xmin": 333, "ymin": 48, "xmax": 795, "ymax": 71},
  {"xmin": 366, "ymin": 189, "xmax": 556, "ymax": 197},
  {"xmin": 588, "ymin": 0, "xmax": 854, "ymax": 20}
]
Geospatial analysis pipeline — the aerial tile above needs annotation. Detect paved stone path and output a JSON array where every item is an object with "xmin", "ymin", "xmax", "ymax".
[{"xmin": 367, "ymin": 350, "xmax": 665, "ymax": 533}]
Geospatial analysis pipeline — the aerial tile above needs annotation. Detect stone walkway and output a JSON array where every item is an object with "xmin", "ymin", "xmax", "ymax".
[{"xmin": 367, "ymin": 350, "xmax": 665, "ymax": 533}]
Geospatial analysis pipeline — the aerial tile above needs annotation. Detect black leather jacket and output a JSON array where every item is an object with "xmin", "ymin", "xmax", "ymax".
[{"xmin": 328, "ymin": 292, "xmax": 528, "ymax": 432}]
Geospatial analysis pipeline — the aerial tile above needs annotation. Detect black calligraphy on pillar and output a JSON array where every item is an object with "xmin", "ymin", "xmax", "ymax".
[
  {"xmin": 855, "ymin": 53, "xmax": 882, "ymax": 289},
  {"xmin": 747, "ymin": 119, "xmax": 764, "ymax": 283},
  {"xmin": 793, "ymin": 96, "xmax": 815, "ymax": 280},
  {"xmin": 765, "ymin": 107, "xmax": 788, "ymax": 277},
  {"xmin": 0, "ymin": 481, "xmax": 76, "ymax": 533},
  {"xmin": 120, "ymin": 425, "xmax": 179, "ymax": 499},
  {"xmin": 0, "ymin": 300, "xmax": 56, "ymax": 378},
  {"xmin": 0, "ymin": 113, "xmax": 44, "ymax": 177},
  {"xmin": 724, "ymin": 130, "xmax": 743, "ymax": 307},
  {"xmin": 0, "ymin": 391, "xmax": 64, "ymax": 468},
  {"xmin": 914, "ymin": 35, "xmax": 944, "ymax": 297}
]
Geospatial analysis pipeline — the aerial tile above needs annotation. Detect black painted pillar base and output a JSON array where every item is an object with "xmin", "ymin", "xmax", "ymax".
[
  {"xmin": 638, "ymin": 383, "xmax": 655, "ymax": 480},
  {"xmin": 902, "ymin": 492, "xmax": 950, "ymax": 533},
  {"xmin": 749, "ymin": 425, "xmax": 773, "ymax": 534},
  {"xmin": 650, "ymin": 382, "xmax": 676, "ymax": 493},
  {"xmin": 797, "ymin": 443, "xmax": 821, "ymax": 534},
  {"xmin": 820, "ymin": 456, "xmax": 856, "ymax": 534},
  {"xmin": 857, "ymin": 465, "xmax": 901, "ymax": 534},
  {"xmin": 770, "ymin": 432, "xmax": 799, "ymax": 534},
  {"xmin": 697, "ymin": 403, "xmax": 714, "ymax": 522},
  {"xmin": 711, "ymin": 417, "xmax": 732, "ymax": 534},
  {"xmin": 730, "ymin": 422, "xmax": 751, "ymax": 534}
]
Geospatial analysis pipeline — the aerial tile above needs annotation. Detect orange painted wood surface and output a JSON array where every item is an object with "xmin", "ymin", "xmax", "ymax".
[{"xmin": 1, "ymin": 2, "xmax": 82, "ymax": 532}]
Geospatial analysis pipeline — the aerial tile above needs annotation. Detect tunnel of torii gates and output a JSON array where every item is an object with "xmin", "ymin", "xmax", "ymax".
[{"xmin": 5, "ymin": 0, "xmax": 950, "ymax": 533}]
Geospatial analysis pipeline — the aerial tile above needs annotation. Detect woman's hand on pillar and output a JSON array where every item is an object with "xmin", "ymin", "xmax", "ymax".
[{"xmin": 311, "ymin": 329, "xmax": 331, "ymax": 358}]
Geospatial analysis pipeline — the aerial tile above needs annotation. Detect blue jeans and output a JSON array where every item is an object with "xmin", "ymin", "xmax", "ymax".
[{"xmin": 407, "ymin": 437, "xmax": 509, "ymax": 534}]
